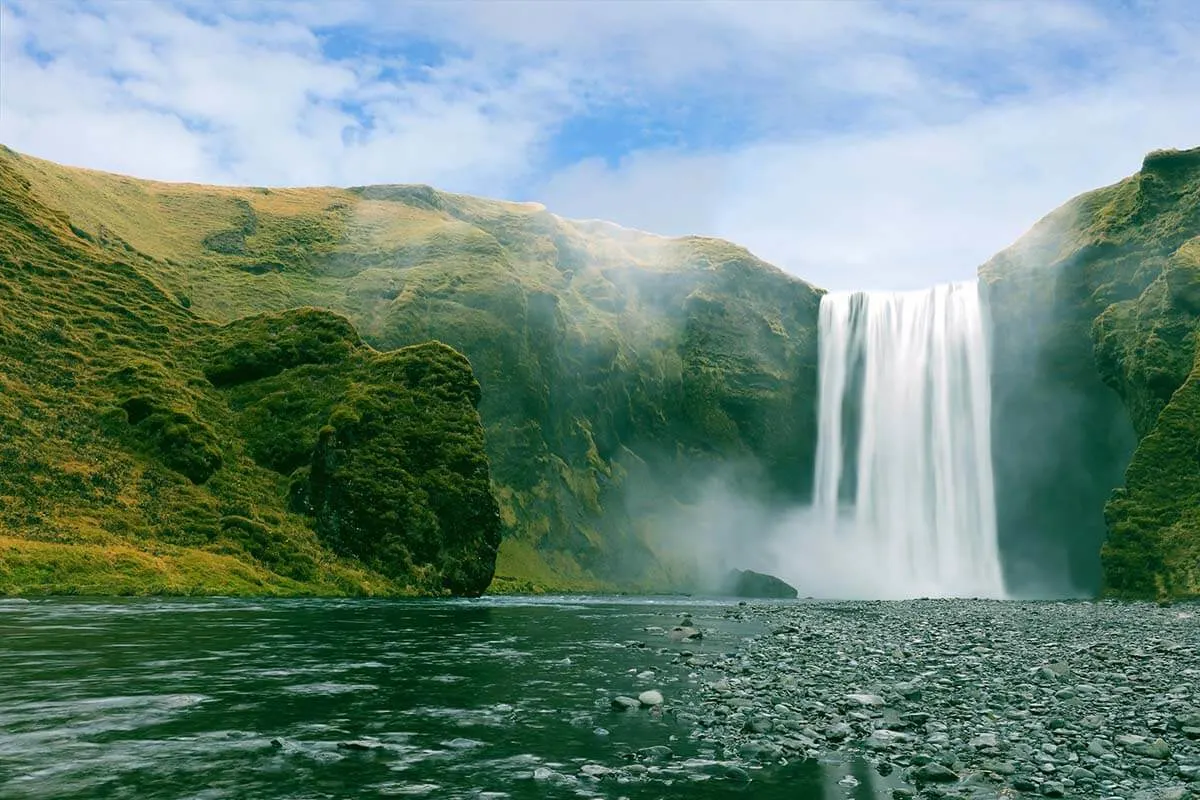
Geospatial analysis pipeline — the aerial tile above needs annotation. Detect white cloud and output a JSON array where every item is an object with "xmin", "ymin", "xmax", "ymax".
[
  {"xmin": 1, "ymin": 0, "xmax": 1197, "ymax": 289},
  {"xmin": 526, "ymin": 2, "xmax": 1200, "ymax": 289},
  {"xmin": 538, "ymin": 71, "xmax": 1200, "ymax": 291},
  {"xmin": 0, "ymin": 0, "xmax": 570, "ymax": 191}
]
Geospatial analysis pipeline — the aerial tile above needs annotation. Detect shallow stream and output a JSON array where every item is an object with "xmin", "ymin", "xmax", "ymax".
[{"xmin": 0, "ymin": 596, "xmax": 891, "ymax": 799}]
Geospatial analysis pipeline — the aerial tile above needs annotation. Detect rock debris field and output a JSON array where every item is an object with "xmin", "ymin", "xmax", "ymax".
[{"xmin": 652, "ymin": 600, "xmax": 1198, "ymax": 799}]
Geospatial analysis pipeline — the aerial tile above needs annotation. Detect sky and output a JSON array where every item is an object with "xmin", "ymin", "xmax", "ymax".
[{"xmin": 1, "ymin": 0, "xmax": 1198, "ymax": 290}]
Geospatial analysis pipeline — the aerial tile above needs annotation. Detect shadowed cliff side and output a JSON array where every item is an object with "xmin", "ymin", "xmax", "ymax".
[
  {"xmin": 0, "ymin": 147, "xmax": 822, "ymax": 593},
  {"xmin": 0, "ymin": 154, "xmax": 499, "ymax": 597},
  {"xmin": 982, "ymin": 146, "xmax": 1200, "ymax": 600}
]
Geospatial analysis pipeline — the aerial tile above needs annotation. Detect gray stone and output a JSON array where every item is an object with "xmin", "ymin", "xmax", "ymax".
[
  {"xmin": 970, "ymin": 733, "xmax": 998, "ymax": 749},
  {"xmin": 825, "ymin": 722, "xmax": 853, "ymax": 741},
  {"xmin": 724, "ymin": 766, "xmax": 750, "ymax": 782},
  {"xmin": 865, "ymin": 729, "xmax": 907, "ymax": 750},
  {"xmin": 1127, "ymin": 737, "xmax": 1172, "ymax": 759},
  {"xmin": 914, "ymin": 762, "xmax": 958, "ymax": 782},
  {"xmin": 667, "ymin": 626, "xmax": 702, "ymax": 642},
  {"xmin": 637, "ymin": 745, "xmax": 673, "ymax": 762},
  {"xmin": 611, "ymin": 696, "xmax": 640, "ymax": 711},
  {"xmin": 744, "ymin": 717, "xmax": 772, "ymax": 734}
]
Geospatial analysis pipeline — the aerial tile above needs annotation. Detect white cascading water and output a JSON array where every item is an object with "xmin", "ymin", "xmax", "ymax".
[{"xmin": 811, "ymin": 281, "xmax": 1006, "ymax": 598}]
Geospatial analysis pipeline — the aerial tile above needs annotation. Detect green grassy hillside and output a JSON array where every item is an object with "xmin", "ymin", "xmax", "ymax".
[
  {"xmin": 0, "ymin": 152, "xmax": 499, "ymax": 596},
  {"xmin": 0, "ymin": 146, "xmax": 822, "ymax": 593},
  {"xmin": 982, "ymin": 147, "xmax": 1200, "ymax": 600}
]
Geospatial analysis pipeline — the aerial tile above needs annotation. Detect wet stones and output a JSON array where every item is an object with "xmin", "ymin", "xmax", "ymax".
[
  {"xmin": 1120, "ymin": 734, "xmax": 1174, "ymax": 759},
  {"xmin": 610, "ymin": 695, "xmax": 640, "ymax": 711},
  {"xmin": 1041, "ymin": 779, "xmax": 1067, "ymax": 796},
  {"xmin": 912, "ymin": 762, "xmax": 958, "ymax": 782},
  {"xmin": 667, "ymin": 626, "xmax": 703, "ymax": 642},
  {"xmin": 635, "ymin": 745, "xmax": 673, "ymax": 763},
  {"xmin": 670, "ymin": 598, "xmax": 1200, "ymax": 799},
  {"xmin": 969, "ymin": 732, "xmax": 998, "ymax": 749}
]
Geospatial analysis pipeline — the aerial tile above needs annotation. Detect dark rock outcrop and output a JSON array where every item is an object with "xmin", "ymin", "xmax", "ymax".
[{"xmin": 722, "ymin": 568, "xmax": 799, "ymax": 599}]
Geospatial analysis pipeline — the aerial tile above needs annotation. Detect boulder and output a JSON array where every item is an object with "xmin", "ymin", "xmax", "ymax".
[{"xmin": 722, "ymin": 568, "xmax": 799, "ymax": 599}]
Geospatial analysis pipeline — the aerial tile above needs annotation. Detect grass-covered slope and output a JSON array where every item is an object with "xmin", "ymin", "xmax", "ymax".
[
  {"xmin": 0, "ymin": 147, "xmax": 822, "ymax": 592},
  {"xmin": 981, "ymin": 147, "xmax": 1200, "ymax": 600},
  {"xmin": 0, "ymin": 153, "xmax": 499, "ymax": 596}
]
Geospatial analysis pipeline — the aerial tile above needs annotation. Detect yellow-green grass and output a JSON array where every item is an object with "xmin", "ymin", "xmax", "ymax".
[
  {"xmin": 1, "ymin": 145, "xmax": 825, "ymax": 594},
  {"xmin": 0, "ymin": 534, "xmax": 402, "ymax": 597},
  {"xmin": 0, "ymin": 147, "xmax": 499, "ymax": 597}
]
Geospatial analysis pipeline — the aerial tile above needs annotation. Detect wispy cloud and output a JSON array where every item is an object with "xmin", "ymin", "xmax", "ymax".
[{"xmin": 1, "ymin": 0, "xmax": 1197, "ymax": 288}]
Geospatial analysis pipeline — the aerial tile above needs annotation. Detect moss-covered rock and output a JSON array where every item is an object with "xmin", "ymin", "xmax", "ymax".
[
  {"xmin": 202, "ymin": 308, "xmax": 362, "ymax": 387},
  {"xmin": 982, "ymin": 146, "xmax": 1200, "ymax": 600},
  {"xmin": 198, "ymin": 310, "xmax": 500, "ymax": 595},
  {"xmin": 0, "ymin": 152, "xmax": 500, "ymax": 597},
  {"xmin": 1102, "ymin": 345, "xmax": 1200, "ymax": 599},
  {"xmin": 296, "ymin": 343, "xmax": 500, "ymax": 595}
]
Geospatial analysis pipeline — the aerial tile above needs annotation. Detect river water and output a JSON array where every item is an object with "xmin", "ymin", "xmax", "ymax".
[{"xmin": 0, "ymin": 596, "xmax": 893, "ymax": 799}]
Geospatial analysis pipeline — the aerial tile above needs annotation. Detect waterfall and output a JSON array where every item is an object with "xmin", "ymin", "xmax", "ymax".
[{"xmin": 811, "ymin": 281, "xmax": 1006, "ymax": 598}]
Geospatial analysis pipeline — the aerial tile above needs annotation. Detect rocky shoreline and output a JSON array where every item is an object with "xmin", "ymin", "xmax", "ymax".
[{"xmin": 664, "ymin": 599, "xmax": 1198, "ymax": 799}]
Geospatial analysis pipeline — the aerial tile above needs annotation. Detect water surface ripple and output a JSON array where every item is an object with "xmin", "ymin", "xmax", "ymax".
[{"xmin": 0, "ymin": 596, "xmax": 878, "ymax": 799}]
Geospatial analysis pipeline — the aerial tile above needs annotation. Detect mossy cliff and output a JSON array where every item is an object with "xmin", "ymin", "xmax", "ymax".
[
  {"xmin": 10, "ymin": 139, "xmax": 1192, "ymax": 601},
  {"xmin": 982, "ymin": 147, "xmax": 1200, "ymax": 600},
  {"xmin": 0, "ymin": 147, "xmax": 821, "ymax": 593},
  {"xmin": 0, "ymin": 153, "xmax": 499, "ymax": 596}
]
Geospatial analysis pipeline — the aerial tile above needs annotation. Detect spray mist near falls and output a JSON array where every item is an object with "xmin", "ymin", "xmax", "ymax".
[
  {"xmin": 804, "ymin": 282, "xmax": 1006, "ymax": 599},
  {"xmin": 651, "ymin": 281, "xmax": 1009, "ymax": 600}
]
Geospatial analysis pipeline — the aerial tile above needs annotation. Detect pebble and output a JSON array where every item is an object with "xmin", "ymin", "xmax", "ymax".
[
  {"xmin": 638, "ymin": 689, "xmax": 664, "ymax": 707},
  {"xmin": 846, "ymin": 692, "xmax": 886, "ymax": 707},
  {"xmin": 913, "ymin": 762, "xmax": 958, "ymax": 782},
  {"xmin": 669, "ymin": 599, "xmax": 1199, "ymax": 800},
  {"xmin": 1042, "ymin": 780, "xmax": 1067, "ymax": 797}
]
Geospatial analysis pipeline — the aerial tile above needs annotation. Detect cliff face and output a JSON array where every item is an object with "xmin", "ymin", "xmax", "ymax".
[
  {"xmin": 982, "ymin": 147, "xmax": 1200, "ymax": 600},
  {"xmin": 0, "ymin": 147, "xmax": 822, "ymax": 592},
  {"xmin": 9, "ymin": 140, "xmax": 1193, "ymax": 600},
  {"xmin": 0, "ymin": 153, "xmax": 499, "ymax": 596}
]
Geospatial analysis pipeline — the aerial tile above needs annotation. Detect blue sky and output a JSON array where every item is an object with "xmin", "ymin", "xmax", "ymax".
[{"xmin": 1, "ymin": 0, "xmax": 1198, "ymax": 290}]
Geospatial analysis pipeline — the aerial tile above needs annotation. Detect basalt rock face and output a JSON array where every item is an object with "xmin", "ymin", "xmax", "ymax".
[
  {"xmin": 0, "ymin": 149, "xmax": 499, "ymax": 596},
  {"xmin": 982, "ymin": 147, "xmax": 1200, "ymax": 600},
  {"xmin": 0, "ymin": 147, "xmax": 823, "ymax": 592}
]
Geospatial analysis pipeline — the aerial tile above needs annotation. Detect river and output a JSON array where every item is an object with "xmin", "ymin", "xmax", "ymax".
[{"xmin": 0, "ymin": 596, "xmax": 893, "ymax": 799}]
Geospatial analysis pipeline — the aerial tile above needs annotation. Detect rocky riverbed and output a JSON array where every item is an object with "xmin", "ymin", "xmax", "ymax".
[{"xmin": 663, "ymin": 599, "xmax": 1198, "ymax": 799}]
